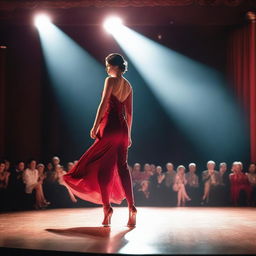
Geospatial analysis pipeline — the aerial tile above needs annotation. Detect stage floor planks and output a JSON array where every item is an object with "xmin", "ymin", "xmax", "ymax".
[{"xmin": 0, "ymin": 207, "xmax": 255, "ymax": 255}]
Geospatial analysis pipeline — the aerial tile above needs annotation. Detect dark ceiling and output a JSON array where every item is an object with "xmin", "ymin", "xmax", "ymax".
[{"xmin": 0, "ymin": 0, "xmax": 255, "ymax": 27}]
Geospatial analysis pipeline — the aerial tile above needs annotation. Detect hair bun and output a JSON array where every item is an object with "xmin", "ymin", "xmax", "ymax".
[{"xmin": 105, "ymin": 53, "xmax": 128, "ymax": 73}]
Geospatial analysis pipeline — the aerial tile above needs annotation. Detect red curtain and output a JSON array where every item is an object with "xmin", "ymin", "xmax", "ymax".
[
  {"xmin": 227, "ymin": 16, "xmax": 256, "ymax": 162},
  {"xmin": 0, "ymin": 46, "xmax": 7, "ymax": 157}
]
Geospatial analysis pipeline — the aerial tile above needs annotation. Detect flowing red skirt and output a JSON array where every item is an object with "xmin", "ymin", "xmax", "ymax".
[{"xmin": 63, "ymin": 95, "xmax": 129, "ymax": 205}]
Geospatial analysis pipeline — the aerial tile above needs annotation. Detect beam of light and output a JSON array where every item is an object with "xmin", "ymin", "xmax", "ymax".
[
  {"xmin": 103, "ymin": 16, "xmax": 123, "ymax": 34},
  {"xmin": 36, "ymin": 20, "xmax": 106, "ymax": 150},
  {"xmin": 110, "ymin": 25, "xmax": 249, "ymax": 161},
  {"xmin": 34, "ymin": 14, "xmax": 52, "ymax": 30}
]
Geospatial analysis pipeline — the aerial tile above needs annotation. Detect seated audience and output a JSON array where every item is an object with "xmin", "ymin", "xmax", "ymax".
[
  {"xmin": 2, "ymin": 155, "xmax": 256, "ymax": 210},
  {"xmin": 173, "ymin": 165, "xmax": 191, "ymax": 207}
]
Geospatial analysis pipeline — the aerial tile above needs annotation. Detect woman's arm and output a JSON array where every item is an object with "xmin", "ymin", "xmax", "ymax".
[
  {"xmin": 124, "ymin": 87, "xmax": 133, "ymax": 138},
  {"xmin": 91, "ymin": 77, "xmax": 114, "ymax": 138}
]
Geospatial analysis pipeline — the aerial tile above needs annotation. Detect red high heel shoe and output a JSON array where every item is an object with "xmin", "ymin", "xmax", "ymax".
[
  {"xmin": 102, "ymin": 205, "xmax": 113, "ymax": 227},
  {"xmin": 127, "ymin": 205, "xmax": 137, "ymax": 227}
]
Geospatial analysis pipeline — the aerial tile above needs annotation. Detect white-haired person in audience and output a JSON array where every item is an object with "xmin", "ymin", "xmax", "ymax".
[
  {"xmin": 165, "ymin": 162, "xmax": 176, "ymax": 188},
  {"xmin": 173, "ymin": 165, "xmax": 191, "ymax": 207},
  {"xmin": 201, "ymin": 160, "xmax": 220, "ymax": 205},
  {"xmin": 229, "ymin": 161, "xmax": 251, "ymax": 206},
  {"xmin": 185, "ymin": 163, "xmax": 199, "ymax": 206},
  {"xmin": 52, "ymin": 156, "xmax": 60, "ymax": 167}
]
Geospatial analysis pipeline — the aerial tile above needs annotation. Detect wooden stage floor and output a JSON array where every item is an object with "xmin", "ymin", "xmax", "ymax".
[{"xmin": 0, "ymin": 207, "xmax": 255, "ymax": 255}]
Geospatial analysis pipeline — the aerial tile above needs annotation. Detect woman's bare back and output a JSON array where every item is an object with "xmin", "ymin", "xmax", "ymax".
[{"xmin": 111, "ymin": 77, "xmax": 132, "ymax": 103}]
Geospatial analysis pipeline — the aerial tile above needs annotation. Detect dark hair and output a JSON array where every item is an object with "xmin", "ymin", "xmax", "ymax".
[
  {"xmin": 27, "ymin": 158, "xmax": 37, "ymax": 165},
  {"xmin": 105, "ymin": 53, "xmax": 128, "ymax": 73}
]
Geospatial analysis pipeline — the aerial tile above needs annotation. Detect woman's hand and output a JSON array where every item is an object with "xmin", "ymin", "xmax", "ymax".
[
  {"xmin": 90, "ymin": 126, "xmax": 99, "ymax": 139},
  {"xmin": 128, "ymin": 135, "xmax": 132, "ymax": 148}
]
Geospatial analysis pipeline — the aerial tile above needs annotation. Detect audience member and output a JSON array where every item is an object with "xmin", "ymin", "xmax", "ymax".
[
  {"xmin": 164, "ymin": 162, "xmax": 176, "ymax": 206},
  {"xmin": 218, "ymin": 162, "xmax": 230, "ymax": 206},
  {"xmin": 135, "ymin": 180, "xmax": 151, "ymax": 206},
  {"xmin": 229, "ymin": 162, "xmax": 251, "ymax": 206},
  {"xmin": 246, "ymin": 163, "xmax": 256, "ymax": 205},
  {"xmin": 8, "ymin": 161, "xmax": 25, "ymax": 210},
  {"xmin": 202, "ymin": 160, "xmax": 220, "ymax": 205},
  {"xmin": 173, "ymin": 165, "xmax": 191, "ymax": 207},
  {"xmin": 185, "ymin": 163, "xmax": 199, "ymax": 206},
  {"xmin": 0, "ymin": 161, "xmax": 10, "ymax": 211},
  {"xmin": 149, "ymin": 165, "xmax": 166, "ymax": 206}
]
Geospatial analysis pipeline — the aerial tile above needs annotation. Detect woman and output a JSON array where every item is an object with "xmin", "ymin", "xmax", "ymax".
[
  {"xmin": 173, "ymin": 165, "xmax": 191, "ymax": 207},
  {"xmin": 23, "ymin": 160, "xmax": 49, "ymax": 209},
  {"xmin": 36, "ymin": 163, "xmax": 50, "ymax": 209},
  {"xmin": 246, "ymin": 163, "xmax": 256, "ymax": 205},
  {"xmin": 135, "ymin": 180, "xmax": 150, "ymax": 206},
  {"xmin": 230, "ymin": 161, "xmax": 251, "ymax": 206},
  {"xmin": 56, "ymin": 164, "xmax": 77, "ymax": 203},
  {"xmin": 63, "ymin": 53, "xmax": 137, "ymax": 227},
  {"xmin": 0, "ymin": 161, "xmax": 10, "ymax": 211}
]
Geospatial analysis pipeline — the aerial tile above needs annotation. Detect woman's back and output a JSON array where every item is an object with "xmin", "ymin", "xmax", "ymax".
[{"xmin": 111, "ymin": 77, "xmax": 132, "ymax": 103}]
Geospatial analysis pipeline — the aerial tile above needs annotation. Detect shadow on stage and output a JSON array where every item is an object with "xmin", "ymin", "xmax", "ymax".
[{"xmin": 45, "ymin": 226, "xmax": 135, "ymax": 254}]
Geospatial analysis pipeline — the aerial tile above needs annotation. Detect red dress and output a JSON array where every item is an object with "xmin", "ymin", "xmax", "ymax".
[
  {"xmin": 229, "ymin": 172, "xmax": 252, "ymax": 205},
  {"xmin": 63, "ymin": 92, "xmax": 134, "ymax": 206}
]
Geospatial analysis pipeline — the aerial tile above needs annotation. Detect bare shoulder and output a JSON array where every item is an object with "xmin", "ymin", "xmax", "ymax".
[
  {"xmin": 123, "ymin": 77, "xmax": 133, "ymax": 93},
  {"xmin": 105, "ymin": 76, "xmax": 116, "ymax": 85},
  {"xmin": 104, "ymin": 77, "xmax": 116, "ymax": 91}
]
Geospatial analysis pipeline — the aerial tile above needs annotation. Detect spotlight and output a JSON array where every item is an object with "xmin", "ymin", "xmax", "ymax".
[
  {"xmin": 34, "ymin": 14, "xmax": 51, "ymax": 29},
  {"xmin": 103, "ymin": 16, "xmax": 123, "ymax": 33}
]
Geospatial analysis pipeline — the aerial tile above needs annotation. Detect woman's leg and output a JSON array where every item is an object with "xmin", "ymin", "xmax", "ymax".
[
  {"xmin": 202, "ymin": 182, "xmax": 210, "ymax": 200},
  {"xmin": 177, "ymin": 189, "xmax": 181, "ymax": 206},
  {"xmin": 117, "ymin": 145, "xmax": 135, "ymax": 206},
  {"xmin": 98, "ymin": 147, "xmax": 117, "ymax": 206}
]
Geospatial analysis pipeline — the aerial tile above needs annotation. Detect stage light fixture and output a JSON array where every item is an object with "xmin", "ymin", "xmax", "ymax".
[
  {"xmin": 103, "ymin": 16, "xmax": 123, "ymax": 33},
  {"xmin": 34, "ymin": 14, "xmax": 51, "ymax": 29}
]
